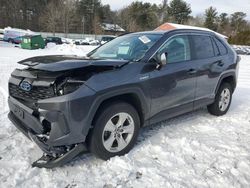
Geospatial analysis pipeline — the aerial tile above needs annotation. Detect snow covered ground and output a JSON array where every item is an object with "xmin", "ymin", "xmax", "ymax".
[{"xmin": 0, "ymin": 42, "xmax": 250, "ymax": 188}]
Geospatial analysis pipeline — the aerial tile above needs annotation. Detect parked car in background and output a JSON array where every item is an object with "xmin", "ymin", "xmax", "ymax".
[
  {"xmin": 89, "ymin": 39, "xmax": 100, "ymax": 45},
  {"xmin": 12, "ymin": 36, "xmax": 23, "ymax": 44},
  {"xmin": 8, "ymin": 29, "xmax": 239, "ymax": 168},
  {"xmin": 232, "ymin": 46, "xmax": 250, "ymax": 55},
  {"xmin": 45, "ymin": 37, "xmax": 63, "ymax": 45},
  {"xmin": 74, "ymin": 38, "xmax": 100, "ymax": 46},
  {"xmin": 0, "ymin": 29, "xmax": 4, "ymax": 40},
  {"xmin": 100, "ymin": 35, "xmax": 116, "ymax": 45},
  {"xmin": 74, "ymin": 39, "xmax": 89, "ymax": 45},
  {"xmin": 61, "ymin": 37, "xmax": 74, "ymax": 44},
  {"xmin": 3, "ymin": 27, "xmax": 34, "ymax": 43}
]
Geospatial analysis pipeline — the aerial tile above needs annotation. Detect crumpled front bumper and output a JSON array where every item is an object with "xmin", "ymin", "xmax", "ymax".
[
  {"xmin": 8, "ymin": 96, "xmax": 88, "ymax": 168},
  {"xmin": 8, "ymin": 97, "xmax": 43, "ymax": 137},
  {"xmin": 8, "ymin": 91, "xmax": 94, "ymax": 150},
  {"xmin": 8, "ymin": 96, "xmax": 66, "ymax": 154}
]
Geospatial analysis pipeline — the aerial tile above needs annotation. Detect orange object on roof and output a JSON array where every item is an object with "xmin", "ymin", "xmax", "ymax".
[
  {"xmin": 154, "ymin": 22, "xmax": 228, "ymax": 39},
  {"xmin": 155, "ymin": 23, "xmax": 176, "ymax": 31}
]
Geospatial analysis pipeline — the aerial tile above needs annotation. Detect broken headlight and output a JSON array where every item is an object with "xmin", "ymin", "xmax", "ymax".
[{"xmin": 56, "ymin": 79, "xmax": 84, "ymax": 96}]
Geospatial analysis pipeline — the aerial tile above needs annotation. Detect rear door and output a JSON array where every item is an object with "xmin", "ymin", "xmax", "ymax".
[
  {"xmin": 189, "ymin": 35, "xmax": 227, "ymax": 108},
  {"xmin": 147, "ymin": 34, "xmax": 197, "ymax": 124}
]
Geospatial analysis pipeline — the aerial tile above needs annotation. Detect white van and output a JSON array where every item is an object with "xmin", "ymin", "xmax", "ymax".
[{"xmin": 3, "ymin": 27, "xmax": 34, "ymax": 43}]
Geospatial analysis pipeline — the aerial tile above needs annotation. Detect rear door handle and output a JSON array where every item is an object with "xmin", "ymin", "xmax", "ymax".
[
  {"xmin": 188, "ymin": 68, "xmax": 197, "ymax": 75},
  {"xmin": 217, "ymin": 61, "xmax": 224, "ymax": 67}
]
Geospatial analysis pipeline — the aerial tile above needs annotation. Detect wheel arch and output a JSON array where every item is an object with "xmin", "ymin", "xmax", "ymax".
[
  {"xmin": 89, "ymin": 88, "xmax": 149, "ymax": 130},
  {"xmin": 215, "ymin": 72, "xmax": 237, "ymax": 94}
]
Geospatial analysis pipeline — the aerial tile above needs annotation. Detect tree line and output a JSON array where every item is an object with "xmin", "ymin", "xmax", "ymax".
[{"xmin": 0, "ymin": 0, "xmax": 249, "ymax": 44}]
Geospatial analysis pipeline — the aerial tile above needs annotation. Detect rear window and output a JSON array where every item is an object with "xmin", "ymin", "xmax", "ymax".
[
  {"xmin": 191, "ymin": 35, "xmax": 214, "ymax": 59},
  {"xmin": 214, "ymin": 37, "xmax": 228, "ymax": 55}
]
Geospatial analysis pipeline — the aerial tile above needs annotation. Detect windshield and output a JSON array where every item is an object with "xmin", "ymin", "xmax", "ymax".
[{"xmin": 88, "ymin": 34, "xmax": 162, "ymax": 61}]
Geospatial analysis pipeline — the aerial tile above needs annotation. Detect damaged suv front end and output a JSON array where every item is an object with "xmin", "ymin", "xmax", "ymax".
[
  {"xmin": 8, "ymin": 32, "xmax": 164, "ymax": 168},
  {"xmin": 8, "ymin": 55, "xmax": 129, "ymax": 167}
]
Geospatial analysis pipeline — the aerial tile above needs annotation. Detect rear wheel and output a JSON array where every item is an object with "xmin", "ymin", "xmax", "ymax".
[
  {"xmin": 207, "ymin": 82, "xmax": 232, "ymax": 116},
  {"xmin": 89, "ymin": 102, "xmax": 140, "ymax": 160}
]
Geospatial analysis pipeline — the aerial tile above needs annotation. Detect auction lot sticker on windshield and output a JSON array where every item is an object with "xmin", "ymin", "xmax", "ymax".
[{"xmin": 139, "ymin": 35, "xmax": 151, "ymax": 44}]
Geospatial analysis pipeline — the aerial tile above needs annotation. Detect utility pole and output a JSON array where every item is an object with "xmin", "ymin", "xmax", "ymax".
[
  {"xmin": 92, "ymin": 0, "xmax": 96, "ymax": 39},
  {"xmin": 82, "ymin": 16, "xmax": 85, "ymax": 38}
]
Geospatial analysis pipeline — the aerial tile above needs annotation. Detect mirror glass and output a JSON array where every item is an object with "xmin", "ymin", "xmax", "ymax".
[{"xmin": 160, "ymin": 53, "xmax": 167, "ymax": 65}]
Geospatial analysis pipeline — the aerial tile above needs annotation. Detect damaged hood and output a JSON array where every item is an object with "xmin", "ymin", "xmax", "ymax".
[{"xmin": 18, "ymin": 55, "xmax": 130, "ymax": 72}]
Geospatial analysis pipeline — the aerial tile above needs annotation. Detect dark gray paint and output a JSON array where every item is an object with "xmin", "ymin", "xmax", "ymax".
[{"xmin": 8, "ymin": 29, "xmax": 239, "ymax": 156}]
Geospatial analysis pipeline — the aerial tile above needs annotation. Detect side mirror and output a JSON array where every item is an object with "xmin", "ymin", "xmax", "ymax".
[
  {"xmin": 156, "ymin": 52, "xmax": 168, "ymax": 70},
  {"xmin": 160, "ymin": 53, "xmax": 167, "ymax": 65}
]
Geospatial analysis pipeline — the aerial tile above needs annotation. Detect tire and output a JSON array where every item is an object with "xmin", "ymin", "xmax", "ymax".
[
  {"xmin": 89, "ymin": 102, "xmax": 140, "ymax": 160},
  {"xmin": 207, "ymin": 82, "xmax": 232, "ymax": 116}
]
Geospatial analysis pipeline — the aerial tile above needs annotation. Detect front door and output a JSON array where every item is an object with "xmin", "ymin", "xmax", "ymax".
[{"xmin": 147, "ymin": 35, "xmax": 197, "ymax": 124}]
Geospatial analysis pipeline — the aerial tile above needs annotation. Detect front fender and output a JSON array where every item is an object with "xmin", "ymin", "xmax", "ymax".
[{"xmin": 82, "ymin": 86, "xmax": 150, "ymax": 135}]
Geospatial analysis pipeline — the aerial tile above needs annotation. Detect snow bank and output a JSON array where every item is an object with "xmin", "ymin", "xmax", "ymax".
[
  {"xmin": 45, "ymin": 43, "xmax": 97, "ymax": 56},
  {"xmin": 0, "ymin": 43, "xmax": 250, "ymax": 187}
]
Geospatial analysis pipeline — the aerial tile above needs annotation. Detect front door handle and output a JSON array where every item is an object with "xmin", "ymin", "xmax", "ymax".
[{"xmin": 188, "ymin": 68, "xmax": 197, "ymax": 75}]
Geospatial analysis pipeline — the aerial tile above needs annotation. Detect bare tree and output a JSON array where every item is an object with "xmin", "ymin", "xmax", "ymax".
[
  {"xmin": 5, "ymin": 0, "xmax": 22, "ymax": 27},
  {"xmin": 62, "ymin": 0, "xmax": 76, "ymax": 37},
  {"xmin": 40, "ymin": 1, "xmax": 62, "ymax": 35},
  {"xmin": 187, "ymin": 14, "xmax": 205, "ymax": 27},
  {"xmin": 230, "ymin": 12, "xmax": 247, "ymax": 34},
  {"xmin": 159, "ymin": 0, "xmax": 168, "ymax": 23}
]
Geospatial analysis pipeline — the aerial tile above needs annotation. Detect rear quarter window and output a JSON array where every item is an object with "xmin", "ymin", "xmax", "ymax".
[
  {"xmin": 191, "ymin": 35, "xmax": 214, "ymax": 59},
  {"xmin": 214, "ymin": 37, "xmax": 228, "ymax": 55},
  {"xmin": 211, "ymin": 37, "xmax": 220, "ymax": 56}
]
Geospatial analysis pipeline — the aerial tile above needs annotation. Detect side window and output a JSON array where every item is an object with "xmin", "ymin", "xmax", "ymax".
[
  {"xmin": 158, "ymin": 35, "xmax": 191, "ymax": 63},
  {"xmin": 191, "ymin": 35, "xmax": 214, "ymax": 59},
  {"xmin": 211, "ymin": 37, "xmax": 220, "ymax": 56},
  {"xmin": 214, "ymin": 37, "xmax": 228, "ymax": 55}
]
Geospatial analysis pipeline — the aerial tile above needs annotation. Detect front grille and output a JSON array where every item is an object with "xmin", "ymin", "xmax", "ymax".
[{"xmin": 9, "ymin": 83, "xmax": 55, "ymax": 101}]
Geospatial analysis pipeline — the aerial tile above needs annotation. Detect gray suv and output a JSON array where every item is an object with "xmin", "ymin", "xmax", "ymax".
[{"xmin": 8, "ymin": 29, "xmax": 240, "ymax": 168}]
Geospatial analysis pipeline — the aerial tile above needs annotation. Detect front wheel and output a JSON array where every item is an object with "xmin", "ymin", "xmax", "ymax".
[
  {"xmin": 207, "ymin": 82, "xmax": 232, "ymax": 116},
  {"xmin": 89, "ymin": 102, "xmax": 140, "ymax": 160}
]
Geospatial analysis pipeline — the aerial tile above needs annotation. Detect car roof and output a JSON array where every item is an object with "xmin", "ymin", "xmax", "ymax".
[
  {"xmin": 129, "ymin": 29, "xmax": 223, "ymax": 38},
  {"xmin": 136, "ymin": 28, "xmax": 217, "ymax": 34},
  {"xmin": 130, "ymin": 31, "xmax": 166, "ymax": 35}
]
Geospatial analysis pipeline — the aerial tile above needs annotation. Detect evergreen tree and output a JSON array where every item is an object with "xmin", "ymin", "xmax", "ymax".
[
  {"xmin": 204, "ymin": 6, "xmax": 218, "ymax": 31},
  {"xmin": 125, "ymin": 2, "xmax": 159, "ymax": 31},
  {"xmin": 167, "ymin": 0, "xmax": 192, "ymax": 24}
]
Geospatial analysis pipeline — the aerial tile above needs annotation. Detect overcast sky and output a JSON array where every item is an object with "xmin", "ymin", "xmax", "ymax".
[{"xmin": 102, "ymin": 0, "xmax": 250, "ymax": 20}]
